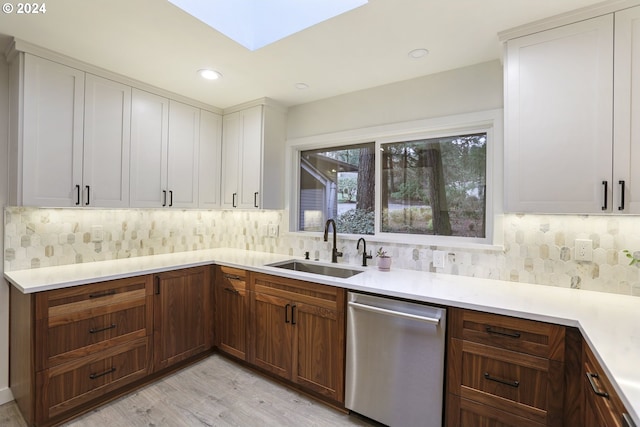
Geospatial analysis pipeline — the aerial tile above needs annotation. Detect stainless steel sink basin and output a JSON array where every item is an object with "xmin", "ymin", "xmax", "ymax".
[{"xmin": 267, "ymin": 260, "xmax": 363, "ymax": 279}]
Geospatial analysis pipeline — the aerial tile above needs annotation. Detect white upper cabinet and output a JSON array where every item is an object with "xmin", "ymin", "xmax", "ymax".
[
  {"xmin": 614, "ymin": 5, "xmax": 640, "ymax": 213},
  {"xmin": 83, "ymin": 74, "xmax": 131, "ymax": 208},
  {"xmin": 198, "ymin": 110, "xmax": 223, "ymax": 208},
  {"xmin": 19, "ymin": 54, "xmax": 85, "ymax": 207},
  {"xmin": 167, "ymin": 100, "xmax": 200, "ymax": 208},
  {"xmin": 130, "ymin": 89, "xmax": 169, "ymax": 208},
  {"xmin": 12, "ymin": 54, "xmax": 131, "ymax": 207},
  {"xmin": 221, "ymin": 101, "xmax": 286, "ymax": 209},
  {"xmin": 504, "ymin": 14, "xmax": 614, "ymax": 213}
]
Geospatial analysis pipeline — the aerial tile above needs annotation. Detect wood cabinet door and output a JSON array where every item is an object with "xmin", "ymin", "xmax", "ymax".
[
  {"xmin": 83, "ymin": 74, "xmax": 131, "ymax": 207},
  {"xmin": 504, "ymin": 14, "xmax": 614, "ymax": 213},
  {"xmin": 22, "ymin": 54, "xmax": 85, "ymax": 207},
  {"xmin": 292, "ymin": 298, "xmax": 345, "ymax": 402},
  {"xmin": 252, "ymin": 291, "xmax": 292, "ymax": 380},
  {"xmin": 153, "ymin": 266, "xmax": 213, "ymax": 371},
  {"xmin": 215, "ymin": 268, "xmax": 248, "ymax": 360}
]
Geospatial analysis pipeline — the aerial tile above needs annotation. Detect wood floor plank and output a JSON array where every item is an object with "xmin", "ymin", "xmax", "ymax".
[{"xmin": 0, "ymin": 354, "xmax": 375, "ymax": 426}]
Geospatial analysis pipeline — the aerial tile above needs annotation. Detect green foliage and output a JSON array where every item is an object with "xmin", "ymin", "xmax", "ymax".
[
  {"xmin": 339, "ymin": 176, "xmax": 357, "ymax": 202},
  {"xmin": 623, "ymin": 249, "xmax": 640, "ymax": 265},
  {"xmin": 390, "ymin": 181, "xmax": 427, "ymax": 203},
  {"xmin": 336, "ymin": 208, "xmax": 374, "ymax": 235}
]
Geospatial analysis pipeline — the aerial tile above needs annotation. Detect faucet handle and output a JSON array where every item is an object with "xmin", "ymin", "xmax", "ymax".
[{"xmin": 365, "ymin": 251, "xmax": 373, "ymax": 260}]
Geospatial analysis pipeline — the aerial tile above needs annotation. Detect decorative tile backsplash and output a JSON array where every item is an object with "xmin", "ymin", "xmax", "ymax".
[{"xmin": 4, "ymin": 207, "xmax": 640, "ymax": 296}]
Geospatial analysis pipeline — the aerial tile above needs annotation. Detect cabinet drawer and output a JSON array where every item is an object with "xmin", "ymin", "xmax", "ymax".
[
  {"xmin": 583, "ymin": 343, "xmax": 628, "ymax": 427},
  {"xmin": 218, "ymin": 266, "xmax": 247, "ymax": 292},
  {"xmin": 253, "ymin": 273, "xmax": 343, "ymax": 310},
  {"xmin": 449, "ymin": 308, "xmax": 565, "ymax": 360},
  {"xmin": 446, "ymin": 394, "xmax": 546, "ymax": 427},
  {"xmin": 48, "ymin": 304, "xmax": 148, "ymax": 366},
  {"xmin": 41, "ymin": 337, "xmax": 151, "ymax": 419},
  {"xmin": 448, "ymin": 339, "xmax": 564, "ymax": 426}
]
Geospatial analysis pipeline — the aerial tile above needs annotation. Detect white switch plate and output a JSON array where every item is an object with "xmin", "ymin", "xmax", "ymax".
[
  {"xmin": 433, "ymin": 250, "xmax": 446, "ymax": 268},
  {"xmin": 91, "ymin": 225, "xmax": 104, "ymax": 242},
  {"xmin": 575, "ymin": 239, "xmax": 593, "ymax": 261},
  {"xmin": 268, "ymin": 224, "xmax": 279, "ymax": 237}
]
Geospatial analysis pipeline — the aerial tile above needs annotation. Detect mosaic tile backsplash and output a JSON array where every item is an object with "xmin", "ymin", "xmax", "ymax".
[{"xmin": 4, "ymin": 207, "xmax": 640, "ymax": 296}]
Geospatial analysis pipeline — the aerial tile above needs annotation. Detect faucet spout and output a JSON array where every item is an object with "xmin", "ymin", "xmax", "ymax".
[
  {"xmin": 357, "ymin": 238, "xmax": 373, "ymax": 267},
  {"xmin": 324, "ymin": 219, "xmax": 342, "ymax": 263}
]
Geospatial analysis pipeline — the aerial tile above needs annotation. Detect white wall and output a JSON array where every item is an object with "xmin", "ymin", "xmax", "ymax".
[
  {"xmin": 0, "ymin": 56, "xmax": 12, "ymax": 404},
  {"xmin": 286, "ymin": 60, "xmax": 503, "ymax": 139}
]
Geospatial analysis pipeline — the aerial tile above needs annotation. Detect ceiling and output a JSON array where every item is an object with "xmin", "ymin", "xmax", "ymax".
[{"xmin": 0, "ymin": 0, "xmax": 606, "ymax": 110}]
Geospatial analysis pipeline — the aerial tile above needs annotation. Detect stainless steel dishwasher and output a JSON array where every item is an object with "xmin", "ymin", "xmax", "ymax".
[{"xmin": 345, "ymin": 292, "xmax": 446, "ymax": 427}]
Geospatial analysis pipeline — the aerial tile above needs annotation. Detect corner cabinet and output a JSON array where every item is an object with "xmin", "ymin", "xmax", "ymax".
[
  {"xmin": 250, "ymin": 273, "xmax": 346, "ymax": 403},
  {"xmin": 8, "ymin": 52, "xmax": 131, "ymax": 207},
  {"xmin": 153, "ymin": 266, "xmax": 214, "ymax": 371},
  {"xmin": 221, "ymin": 100, "xmax": 286, "ymax": 209},
  {"xmin": 504, "ymin": 5, "xmax": 640, "ymax": 214},
  {"xmin": 214, "ymin": 266, "xmax": 250, "ymax": 360}
]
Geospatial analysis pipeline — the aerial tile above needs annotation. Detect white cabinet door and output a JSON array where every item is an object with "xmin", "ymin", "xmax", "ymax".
[
  {"xmin": 238, "ymin": 105, "xmax": 263, "ymax": 209},
  {"xmin": 614, "ymin": 5, "xmax": 640, "ymax": 213},
  {"xmin": 22, "ymin": 54, "xmax": 85, "ymax": 207},
  {"xmin": 130, "ymin": 89, "xmax": 169, "ymax": 208},
  {"xmin": 167, "ymin": 100, "xmax": 200, "ymax": 208},
  {"xmin": 504, "ymin": 15, "xmax": 614, "ymax": 213},
  {"xmin": 221, "ymin": 111, "xmax": 242, "ymax": 208},
  {"xmin": 198, "ymin": 110, "xmax": 222, "ymax": 208},
  {"xmin": 83, "ymin": 74, "xmax": 131, "ymax": 208}
]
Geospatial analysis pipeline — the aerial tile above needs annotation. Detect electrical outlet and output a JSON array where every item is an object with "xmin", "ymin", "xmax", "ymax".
[
  {"xmin": 433, "ymin": 250, "xmax": 446, "ymax": 268},
  {"xmin": 268, "ymin": 224, "xmax": 279, "ymax": 237},
  {"xmin": 575, "ymin": 239, "xmax": 593, "ymax": 261},
  {"xmin": 91, "ymin": 225, "xmax": 104, "ymax": 242}
]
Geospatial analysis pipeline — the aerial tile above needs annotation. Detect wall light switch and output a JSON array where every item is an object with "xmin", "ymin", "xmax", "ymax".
[
  {"xmin": 91, "ymin": 225, "xmax": 104, "ymax": 242},
  {"xmin": 433, "ymin": 250, "xmax": 446, "ymax": 268},
  {"xmin": 575, "ymin": 239, "xmax": 593, "ymax": 261},
  {"xmin": 268, "ymin": 224, "xmax": 279, "ymax": 237}
]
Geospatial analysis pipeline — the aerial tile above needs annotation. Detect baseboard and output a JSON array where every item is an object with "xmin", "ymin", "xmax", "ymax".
[{"xmin": 0, "ymin": 386, "xmax": 14, "ymax": 405}]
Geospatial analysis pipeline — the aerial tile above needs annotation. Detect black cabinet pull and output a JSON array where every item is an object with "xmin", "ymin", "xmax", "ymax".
[
  {"xmin": 155, "ymin": 277, "xmax": 161, "ymax": 295},
  {"xmin": 89, "ymin": 367, "xmax": 116, "ymax": 380},
  {"xmin": 232, "ymin": 192, "xmax": 237, "ymax": 208},
  {"xmin": 602, "ymin": 180, "xmax": 608, "ymax": 210},
  {"xmin": 85, "ymin": 185, "xmax": 90, "ymax": 206},
  {"xmin": 162, "ymin": 190, "xmax": 167, "ymax": 207},
  {"xmin": 169, "ymin": 190, "xmax": 173, "ymax": 207},
  {"xmin": 224, "ymin": 287, "xmax": 240, "ymax": 295},
  {"xmin": 75, "ymin": 185, "xmax": 81, "ymax": 205},
  {"xmin": 485, "ymin": 326, "xmax": 521, "ymax": 339},
  {"xmin": 484, "ymin": 372, "xmax": 519, "ymax": 388},
  {"xmin": 89, "ymin": 290, "xmax": 116, "ymax": 299},
  {"xmin": 285, "ymin": 303, "xmax": 291, "ymax": 323},
  {"xmin": 89, "ymin": 324, "xmax": 116, "ymax": 334},
  {"xmin": 223, "ymin": 274, "xmax": 242, "ymax": 281},
  {"xmin": 586, "ymin": 372, "xmax": 609, "ymax": 398},
  {"xmin": 619, "ymin": 180, "xmax": 626, "ymax": 211},
  {"xmin": 254, "ymin": 192, "xmax": 259, "ymax": 208},
  {"xmin": 291, "ymin": 305, "xmax": 297, "ymax": 325}
]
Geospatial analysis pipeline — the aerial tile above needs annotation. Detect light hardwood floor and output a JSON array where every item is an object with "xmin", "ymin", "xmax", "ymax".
[{"xmin": 0, "ymin": 354, "xmax": 376, "ymax": 426}]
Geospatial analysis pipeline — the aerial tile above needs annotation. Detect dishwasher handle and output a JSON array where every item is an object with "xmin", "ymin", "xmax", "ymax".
[{"xmin": 348, "ymin": 301, "xmax": 440, "ymax": 325}]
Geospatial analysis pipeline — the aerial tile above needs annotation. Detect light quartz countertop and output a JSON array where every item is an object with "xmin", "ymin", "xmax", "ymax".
[{"xmin": 4, "ymin": 247, "xmax": 640, "ymax": 424}]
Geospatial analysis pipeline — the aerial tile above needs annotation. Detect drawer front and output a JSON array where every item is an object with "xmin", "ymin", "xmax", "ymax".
[
  {"xmin": 583, "ymin": 344, "xmax": 627, "ymax": 427},
  {"xmin": 218, "ymin": 266, "xmax": 247, "ymax": 290},
  {"xmin": 43, "ymin": 337, "xmax": 150, "ymax": 419},
  {"xmin": 449, "ymin": 308, "xmax": 565, "ymax": 360},
  {"xmin": 48, "ymin": 304, "xmax": 148, "ymax": 365},
  {"xmin": 446, "ymin": 394, "xmax": 546, "ymax": 427}
]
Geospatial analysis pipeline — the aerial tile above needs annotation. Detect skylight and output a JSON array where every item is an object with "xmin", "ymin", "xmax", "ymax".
[{"xmin": 167, "ymin": 0, "xmax": 368, "ymax": 51}]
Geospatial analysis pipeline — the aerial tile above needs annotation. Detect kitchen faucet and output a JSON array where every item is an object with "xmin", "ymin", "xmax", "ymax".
[
  {"xmin": 323, "ymin": 219, "xmax": 343, "ymax": 263},
  {"xmin": 356, "ymin": 238, "xmax": 373, "ymax": 267}
]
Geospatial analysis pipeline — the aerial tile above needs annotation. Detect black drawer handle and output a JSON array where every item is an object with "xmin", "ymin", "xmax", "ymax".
[
  {"xmin": 89, "ymin": 324, "xmax": 116, "ymax": 334},
  {"xmin": 485, "ymin": 326, "xmax": 521, "ymax": 339},
  {"xmin": 291, "ymin": 305, "xmax": 297, "ymax": 325},
  {"xmin": 224, "ymin": 287, "xmax": 240, "ymax": 295},
  {"xmin": 602, "ymin": 180, "xmax": 608, "ymax": 210},
  {"xmin": 285, "ymin": 303, "xmax": 291, "ymax": 323},
  {"xmin": 586, "ymin": 372, "xmax": 609, "ymax": 398},
  {"xmin": 484, "ymin": 372, "xmax": 520, "ymax": 388},
  {"xmin": 619, "ymin": 180, "xmax": 626, "ymax": 211},
  {"xmin": 232, "ymin": 192, "xmax": 237, "ymax": 208},
  {"xmin": 89, "ymin": 367, "xmax": 116, "ymax": 380},
  {"xmin": 254, "ymin": 191, "xmax": 259, "ymax": 208},
  {"xmin": 89, "ymin": 290, "xmax": 116, "ymax": 299},
  {"xmin": 75, "ymin": 185, "xmax": 81, "ymax": 205},
  {"xmin": 223, "ymin": 274, "xmax": 242, "ymax": 281}
]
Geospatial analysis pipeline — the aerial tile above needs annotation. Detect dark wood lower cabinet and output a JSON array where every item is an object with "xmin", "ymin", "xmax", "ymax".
[{"xmin": 214, "ymin": 266, "xmax": 250, "ymax": 360}]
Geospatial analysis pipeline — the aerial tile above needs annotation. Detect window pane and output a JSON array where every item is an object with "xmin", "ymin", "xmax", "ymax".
[
  {"xmin": 299, "ymin": 143, "xmax": 375, "ymax": 234},
  {"xmin": 380, "ymin": 133, "xmax": 487, "ymax": 237}
]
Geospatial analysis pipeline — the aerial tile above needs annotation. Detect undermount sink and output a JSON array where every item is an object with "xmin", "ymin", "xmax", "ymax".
[{"xmin": 267, "ymin": 260, "xmax": 363, "ymax": 279}]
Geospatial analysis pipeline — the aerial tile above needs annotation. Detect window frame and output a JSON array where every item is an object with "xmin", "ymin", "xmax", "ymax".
[{"xmin": 285, "ymin": 109, "xmax": 503, "ymax": 248}]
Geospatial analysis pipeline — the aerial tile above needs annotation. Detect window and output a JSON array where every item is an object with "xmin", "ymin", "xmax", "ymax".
[
  {"xmin": 291, "ymin": 110, "xmax": 499, "ymax": 245},
  {"xmin": 380, "ymin": 133, "xmax": 487, "ymax": 238},
  {"xmin": 299, "ymin": 143, "xmax": 375, "ymax": 234}
]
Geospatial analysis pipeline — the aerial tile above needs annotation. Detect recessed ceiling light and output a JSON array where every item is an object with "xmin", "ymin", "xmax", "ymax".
[
  {"xmin": 198, "ymin": 69, "xmax": 222, "ymax": 80},
  {"xmin": 295, "ymin": 83, "xmax": 309, "ymax": 90},
  {"xmin": 408, "ymin": 48, "xmax": 429, "ymax": 59}
]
